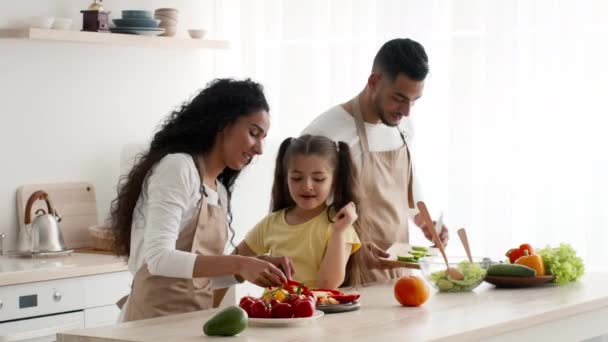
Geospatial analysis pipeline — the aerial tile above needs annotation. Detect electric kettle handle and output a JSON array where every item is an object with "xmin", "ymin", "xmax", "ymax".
[{"xmin": 24, "ymin": 190, "xmax": 56, "ymax": 225}]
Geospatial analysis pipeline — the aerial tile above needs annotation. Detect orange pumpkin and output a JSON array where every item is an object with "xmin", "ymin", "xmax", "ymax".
[{"xmin": 394, "ymin": 275, "xmax": 430, "ymax": 307}]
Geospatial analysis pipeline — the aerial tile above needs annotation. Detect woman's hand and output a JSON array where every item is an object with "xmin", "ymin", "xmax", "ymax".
[
  {"xmin": 333, "ymin": 202, "xmax": 358, "ymax": 232},
  {"xmin": 237, "ymin": 257, "xmax": 287, "ymax": 288},
  {"xmin": 256, "ymin": 255, "xmax": 296, "ymax": 280}
]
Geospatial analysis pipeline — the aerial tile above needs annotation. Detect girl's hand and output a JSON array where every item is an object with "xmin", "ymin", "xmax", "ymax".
[
  {"xmin": 237, "ymin": 257, "xmax": 287, "ymax": 288},
  {"xmin": 333, "ymin": 201, "xmax": 358, "ymax": 232}
]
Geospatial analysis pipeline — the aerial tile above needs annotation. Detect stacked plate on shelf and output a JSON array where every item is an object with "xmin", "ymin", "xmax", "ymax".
[{"xmin": 110, "ymin": 10, "xmax": 165, "ymax": 36}]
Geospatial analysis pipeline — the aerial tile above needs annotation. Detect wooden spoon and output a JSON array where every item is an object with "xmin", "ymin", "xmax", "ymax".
[
  {"xmin": 457, "ymin": 228, "xmax": 473, "ymax": 263},
  {"xmin": 416, "ymin": 201, "xmax": 464, "ymax": 280}
]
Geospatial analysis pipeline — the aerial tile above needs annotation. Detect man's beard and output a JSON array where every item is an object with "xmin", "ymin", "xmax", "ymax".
[{"xmin": 376, "ymin": 101, "xmax": 400, "ymax": 127}]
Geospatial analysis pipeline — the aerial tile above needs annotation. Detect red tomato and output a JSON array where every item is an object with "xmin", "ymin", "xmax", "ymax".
[
  {"xmin": 251, "ymin": 300, "xmax": 271, "ymax": 318},
  {"xmin": 304, "ymin": 292, "xmax": 316, "ymax": 304},
  {"xmin": 269, "ymin": 299, "xmax": 280, "ymax": 307},
  {"xmin": 284, "ymin": 294, "xmax": 304, "ymax": 306},
  {"xmin": 271, "ymin": 302, "xmax": 293, "ymax": 318},
  {"xmin": 293, "ymin": 299, "xmax": 315, "ymax": 318},
  {"xmin": 240, "ymin": 299, "xmax": 255, "ymax": 316},
  {"xmin": 239, "ymin": 296, "xmax": 256, "ymax": 306}
]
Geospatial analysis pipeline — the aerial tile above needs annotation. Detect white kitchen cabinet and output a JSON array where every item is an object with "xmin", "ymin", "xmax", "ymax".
[
  {"xmin": 0, "ymin": 311, "xmax": 84, "ymax": 342},
  {"xmin": 0, "ymin": 271, "xmax": 130, "ymax": 342},
  {"xmin": 83, "ymin": 305, "xmax": 119, "ymax": 328},
  {"xmin": 81, "ymin": 271, "xmax": 130, "ymax": 309}
]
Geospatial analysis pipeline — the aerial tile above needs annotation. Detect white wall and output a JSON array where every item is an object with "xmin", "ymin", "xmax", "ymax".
[
  {"xmin": 214, "ymin": 0, "xmax": 608, "ymax": 269},
  {"xmin": 0, "ymin": 0, "xmax": 223, "ymax": 252}
]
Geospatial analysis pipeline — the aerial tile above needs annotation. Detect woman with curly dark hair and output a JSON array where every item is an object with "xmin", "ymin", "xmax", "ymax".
[{"xmin": 111, "ymin": 78, "xmax": 290, "ymax": 322}]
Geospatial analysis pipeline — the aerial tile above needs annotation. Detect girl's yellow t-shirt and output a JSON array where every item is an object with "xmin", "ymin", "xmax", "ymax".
[{"xmin": 244, "ymin": 208, "xmax": 361, "ymax": 288}]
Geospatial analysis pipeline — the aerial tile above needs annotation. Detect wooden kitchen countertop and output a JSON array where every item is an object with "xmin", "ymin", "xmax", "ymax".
[
  {"xmin": 58, "ymin": 272, "xmax": 608, "ymax": 342},
  {"xmin": 0, "ymin": 252, "xmax": 127, "ymax": 286}
]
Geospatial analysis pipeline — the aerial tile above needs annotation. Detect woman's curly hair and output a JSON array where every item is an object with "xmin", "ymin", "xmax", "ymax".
[{"xmin": 110, "ymin": 78, "xmax": 269, "ymax": 257}]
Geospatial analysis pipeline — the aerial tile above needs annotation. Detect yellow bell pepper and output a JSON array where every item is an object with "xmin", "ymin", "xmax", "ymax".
[
  {"xmin": 514, "ymin": 254, "xmax": 545, "ymax": 276},
  {"xmin": 262, "ymin": 288, "xmax": 289, "ymax": 302}
]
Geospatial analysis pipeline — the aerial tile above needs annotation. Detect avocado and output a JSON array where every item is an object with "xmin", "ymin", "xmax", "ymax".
[
  {"xmin": 203, "ymin": 306, "xmax": 248, "ymax": 336},
  {"xmin": 487, "ymin": 263, "xmax": 536, "ymax": 277}
]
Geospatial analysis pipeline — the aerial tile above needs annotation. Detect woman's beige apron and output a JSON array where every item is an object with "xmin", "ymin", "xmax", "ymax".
[
  {"xmin": 121, "ymin": 185, "xmax": 228, "ymax": 322},
  {"xmin": 353, "ymin": 96, "xmax": 415, "ymax": 284}
]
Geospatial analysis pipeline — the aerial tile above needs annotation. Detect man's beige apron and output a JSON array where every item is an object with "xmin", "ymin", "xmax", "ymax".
[
  {"xmin": 352, "ymin": 96, "xmax": 415, "ymax": 284},
  {"xmin": 121, "ymin": 185, "xmax": 228, "ymax": 322}
]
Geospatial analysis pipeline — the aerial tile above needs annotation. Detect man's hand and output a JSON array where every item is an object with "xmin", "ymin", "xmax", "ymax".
[
  {"xmin": 414, "ymin": 213, "xmax": 449, "ymax": 247},
  {"xmin": 362, "ymin": 241, "xmax": 391, "ymax": 270},
  {"xmin": 256, "ymin": 255, "xmax": 295, "ymax": 280}
]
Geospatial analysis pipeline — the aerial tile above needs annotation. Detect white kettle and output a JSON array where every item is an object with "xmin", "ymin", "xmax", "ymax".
[{"xmin": 18, "ymin": 190, "xmax": 67, "ymax": 253}]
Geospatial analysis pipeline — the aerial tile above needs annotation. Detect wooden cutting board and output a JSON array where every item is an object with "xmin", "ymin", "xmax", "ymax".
[{"xmin": 16, "ymin": 182, "xmax": 98, "ymax": 249}]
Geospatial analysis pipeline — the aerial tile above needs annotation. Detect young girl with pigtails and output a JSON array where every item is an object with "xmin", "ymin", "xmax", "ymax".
[{"xmin": 235, "ymin": 134, "xmax": 368, "ymax": 289}]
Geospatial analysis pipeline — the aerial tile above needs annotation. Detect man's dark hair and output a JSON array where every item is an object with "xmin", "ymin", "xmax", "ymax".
[{"xmin": 372, "ymin": 38, "xmax": 429, "ymax": 81}]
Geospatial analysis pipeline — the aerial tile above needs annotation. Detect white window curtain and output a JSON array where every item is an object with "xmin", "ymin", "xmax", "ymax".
[{"xmin": 213, "ymin": 0, "xmax": 608, "ymax": 269}]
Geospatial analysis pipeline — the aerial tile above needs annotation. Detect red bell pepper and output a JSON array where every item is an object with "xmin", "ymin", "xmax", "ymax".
[
  {"xmin": 310, "ymin": 288, "xmax": 360, "ymax": 304},
  {"xmin": 330, "ymin": 294, "xmax": 360, "ymax": 303},
  {"xmin": 506, "ymin": 243, "xmax": 535, "ymax": 263},
  {"xmin": 284, "ymin": 280, "xmax": 309, "ymax": 294},
  {"xmin": 250, "ymin": 300, "xmax": 271, "ymax": 318}
]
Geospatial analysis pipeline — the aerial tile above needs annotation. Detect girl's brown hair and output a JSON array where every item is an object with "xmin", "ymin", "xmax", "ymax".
[{"xmin": 270, "ymin": 134, "xmax": 369, "ymax": 286}]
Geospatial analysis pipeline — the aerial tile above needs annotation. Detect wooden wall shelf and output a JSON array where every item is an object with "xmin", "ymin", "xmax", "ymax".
[{"xmin": 0, "ymin": 28, "xmax": 229, "ymax": 50}]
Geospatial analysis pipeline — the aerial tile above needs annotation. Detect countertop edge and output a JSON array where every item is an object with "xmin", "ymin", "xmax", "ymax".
[
  {"xmin": 0, "ymin": 254, "xmax": 128, "ymax": 286},
  {"xmin": 435, "ymin": 295, "xmax": 608, "ymax": 341}
]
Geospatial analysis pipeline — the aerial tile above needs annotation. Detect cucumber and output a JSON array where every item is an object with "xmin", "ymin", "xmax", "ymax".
[
  {"xmin": 487, "ymin": 263, "xmax": 536, "ymax": 277},
  {"xmin": 437, "ymin": 279, "xmax": 454, "ymax": 290},
  {"xmin": 397, "ymin": 255, "xmax": 417, "ymax": 262},
  {"xmin": 411, "ymin": 246, "xmax": 428, "ymax": 252}
]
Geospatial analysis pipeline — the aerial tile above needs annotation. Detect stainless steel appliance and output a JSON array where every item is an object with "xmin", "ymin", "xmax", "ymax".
[{"xmin": 17, "ymin": 191, "xmax": 68, "ymax": 254}]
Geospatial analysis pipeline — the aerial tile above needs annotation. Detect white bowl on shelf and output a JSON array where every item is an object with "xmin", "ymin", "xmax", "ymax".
[
  {"xmin": 51, "ymin": 18, "xmax": 72, "ymax": 30},
  {"xmin": 188, "ymin": 29, "xmax": 206, "ymax": 39},
  {"xmin": 27, "ymin": 16, "xmax": 54, "ymax": 29}
]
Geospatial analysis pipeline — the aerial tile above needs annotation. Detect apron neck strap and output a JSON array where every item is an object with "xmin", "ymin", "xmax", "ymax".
[{"xmin": 352, "ymin": 96, "xmax": 371, "ymax": 153}]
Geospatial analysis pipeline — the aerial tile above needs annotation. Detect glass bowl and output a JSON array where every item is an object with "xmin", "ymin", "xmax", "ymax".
[{"xmin": 418, "ymin": 256, "xmax": 491, "ymax": 292}]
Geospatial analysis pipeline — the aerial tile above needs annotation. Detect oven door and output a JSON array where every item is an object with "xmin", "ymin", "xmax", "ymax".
[{"xmin": 0, "ymin": 311, "xmax": 84, "ymax": 342}]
